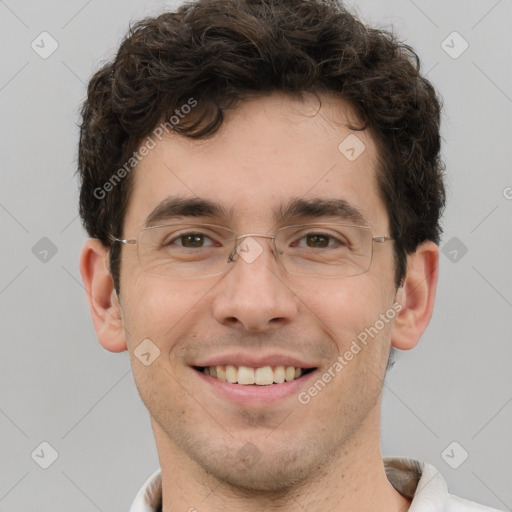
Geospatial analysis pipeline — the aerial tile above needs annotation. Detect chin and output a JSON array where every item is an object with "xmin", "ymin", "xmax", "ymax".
[{"xmin": 184, "ymin": 438, "xmax": 324, "ymax": 494}]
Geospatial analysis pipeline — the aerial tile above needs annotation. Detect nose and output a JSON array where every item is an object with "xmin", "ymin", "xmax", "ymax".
[{"xmin": 211, "ymin": 236, "xmax": 300, "ymax": 332}]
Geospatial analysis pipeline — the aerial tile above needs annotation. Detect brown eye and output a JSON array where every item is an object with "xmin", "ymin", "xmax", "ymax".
[
  {"xmin": 306, "ymin": 234, "xmax": 330, "ymax": 248},
  {"xmin": 180, "ymin": 234, "xmax": 206, "ymax": 248}
]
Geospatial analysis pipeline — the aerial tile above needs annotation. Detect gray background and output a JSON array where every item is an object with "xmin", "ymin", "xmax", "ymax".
[{"xmin": 0, "ymin": 0, "xmax": 511, "ymax": 510}]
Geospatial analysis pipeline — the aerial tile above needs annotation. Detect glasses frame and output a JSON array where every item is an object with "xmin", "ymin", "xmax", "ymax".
[{"xmin": 109, "ymin": 222, "xmax": 394, "ymax": 279}]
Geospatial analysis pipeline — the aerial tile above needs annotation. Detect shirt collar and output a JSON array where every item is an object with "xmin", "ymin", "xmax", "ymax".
[
  {"xmin": 129, "ymin": 468, "xmax": 162, "ymax": 512},
  {"xmin": 384, "ymin": 457, "xmax": 448, "ymax": 510}
]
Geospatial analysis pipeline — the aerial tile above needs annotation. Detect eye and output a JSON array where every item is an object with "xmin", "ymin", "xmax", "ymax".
[
  {"xmin": 172, "ymin": 233, "xmax": 215, "ymax": 248},
  {"xmin": 303, "ymin": 234, "xmax": 333, "ymax": 248},
  {"xmin": 293, "ymin": 232, "xmax": 348, "ymax": 249}
]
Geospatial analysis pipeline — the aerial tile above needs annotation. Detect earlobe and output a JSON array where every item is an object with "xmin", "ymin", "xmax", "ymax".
[
  {"xmin": 391, "ymin": 241, "xmax": 439, "ymax": 351},
  {"xmin": 79, "ymin": 239, "xmax": 127, "ymax": 353}
]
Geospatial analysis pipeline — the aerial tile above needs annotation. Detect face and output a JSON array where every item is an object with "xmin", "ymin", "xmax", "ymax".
[{"xmin": 118, "ymin": 93, "xmax": 398, "ymax": 491}]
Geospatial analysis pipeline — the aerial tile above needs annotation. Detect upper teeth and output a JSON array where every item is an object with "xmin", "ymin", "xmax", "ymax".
[{"xmin": 203, "ymin": 365, "xmax": 303, "ymax": 385}]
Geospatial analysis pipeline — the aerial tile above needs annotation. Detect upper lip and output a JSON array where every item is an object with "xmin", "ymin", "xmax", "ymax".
[{"xmin": 192, "ymin": 352, "xmax": 318, "ymax": 369}]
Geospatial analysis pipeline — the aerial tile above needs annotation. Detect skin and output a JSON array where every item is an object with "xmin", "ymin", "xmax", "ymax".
[{"xmin": 80, "ymin": 92, "xmax": 439, "ymax": 512}]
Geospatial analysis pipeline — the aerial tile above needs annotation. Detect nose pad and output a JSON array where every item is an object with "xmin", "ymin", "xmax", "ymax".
[{"xmin": 228, "ymin": 234, "xmax": 278, "ymax": 266}]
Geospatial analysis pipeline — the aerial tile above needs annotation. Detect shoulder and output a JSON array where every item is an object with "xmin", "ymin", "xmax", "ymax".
[{"xmin": 447, "ymin": 494, "xmax": 504, "ymax": 511}]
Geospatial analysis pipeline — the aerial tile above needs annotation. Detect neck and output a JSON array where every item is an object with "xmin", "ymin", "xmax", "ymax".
[{"xmin": 152, "ymin": 407, "xmax": 411, "ymax": 512}]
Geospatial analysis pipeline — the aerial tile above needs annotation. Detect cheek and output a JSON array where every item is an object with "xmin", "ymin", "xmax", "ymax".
[
  {"xmin": 121, "ymin": 281, "xmax": 206, "ymax": 405},
  {"xmin": 289, "ymin": 276, "xmax": 393, "ymax": 348},
  {"xmin": 121, "ymin": 277, "xmax": 208, "ymax": 352}
]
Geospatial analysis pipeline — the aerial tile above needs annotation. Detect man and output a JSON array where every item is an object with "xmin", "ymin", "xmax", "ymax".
[{"xmin": 77, "ymin": 0, "xmax": 502, "ymax": 510}]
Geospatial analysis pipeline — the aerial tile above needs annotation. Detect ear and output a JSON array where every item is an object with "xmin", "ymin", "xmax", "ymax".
[
  {"xmin": 391, "ymin": 241, "xmax": 439, "ymax": 350},
  {"xmin": 79, "ymin": 239, "xmax": 127, "ymax": 353}
]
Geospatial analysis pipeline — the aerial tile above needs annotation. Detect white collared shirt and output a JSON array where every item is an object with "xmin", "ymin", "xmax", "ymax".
[{"xmin": 129, "ymin": 457, "xmax": 503, "ymax": 511}]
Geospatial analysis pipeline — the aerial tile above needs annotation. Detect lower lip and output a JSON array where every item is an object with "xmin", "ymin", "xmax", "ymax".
[{"xmin": 192, "ymin": 367, "xmax": 318, "ymax": 406}]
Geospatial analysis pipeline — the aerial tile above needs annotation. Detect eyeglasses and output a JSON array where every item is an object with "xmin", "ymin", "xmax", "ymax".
[{"xmin": 109, "ymin": 223, "xmax": 394, "ymax": 280}]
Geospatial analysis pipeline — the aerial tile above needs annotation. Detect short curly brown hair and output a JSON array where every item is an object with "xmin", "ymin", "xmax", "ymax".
[{"xmin": 78, "ymin": 0, "xmax": 445, "ymax": 294}]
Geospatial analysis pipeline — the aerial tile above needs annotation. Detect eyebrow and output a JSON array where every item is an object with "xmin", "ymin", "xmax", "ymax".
[
  {"xmin": 275, "ymin": 198, "xmax": 368, "ymax": 226},
  {"xmin": 144, "ymin": 196, "xmax": 368, "ymax": 227},
  {"xmin": 144, "ymin": 196, "xmax": 233, "ymax": 227}
]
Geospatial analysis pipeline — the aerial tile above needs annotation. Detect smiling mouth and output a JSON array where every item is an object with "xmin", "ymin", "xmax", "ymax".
[{"xmin": 193, "ymin": 365, "xmax": 316, "ymax": 385}]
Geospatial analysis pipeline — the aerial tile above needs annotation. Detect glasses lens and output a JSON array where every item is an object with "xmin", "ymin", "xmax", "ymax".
[
  {"xmin": 137, "ymin": 224, "xmax": 235, "ymax": 279},
  {"xmin": 275, "ymin": 224, "xmax": 373, "ymax": 278},
  {"xmin": 133, "ymin": 223, "xmax": 374, "ymax": 279}
]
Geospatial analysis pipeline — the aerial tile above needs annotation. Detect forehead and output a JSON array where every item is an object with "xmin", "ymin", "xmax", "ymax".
[{"xmin": 124, "ymin": 92, "xmax": 387, "ymax": 233}]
